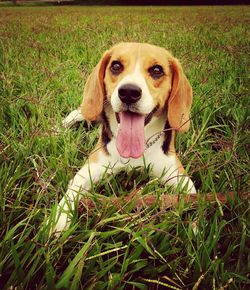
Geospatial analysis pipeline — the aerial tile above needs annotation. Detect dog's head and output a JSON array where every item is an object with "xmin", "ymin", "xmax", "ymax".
[{"xmin": 81, "ymin": 42, "xmax": 193, "ymax": 158}]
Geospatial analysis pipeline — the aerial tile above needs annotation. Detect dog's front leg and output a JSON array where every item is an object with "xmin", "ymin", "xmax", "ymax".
[{"xmin": 51, "ymin": 150, "xmax": 114, "ymax": 235}]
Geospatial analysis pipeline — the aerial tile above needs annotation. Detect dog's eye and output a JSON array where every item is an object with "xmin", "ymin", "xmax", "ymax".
[
  {"xmin": 110, "ymin": 61, "xmax": 123, "ymax": 75},
  {"xmin": 148, "ymin": 65, "xmax": 164, "ymax": 79}
]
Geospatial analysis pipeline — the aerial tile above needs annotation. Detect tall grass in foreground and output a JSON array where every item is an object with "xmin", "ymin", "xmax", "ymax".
[{"xmin": 0, "ymin": 5, "xmax": 249, "ymax": 289}]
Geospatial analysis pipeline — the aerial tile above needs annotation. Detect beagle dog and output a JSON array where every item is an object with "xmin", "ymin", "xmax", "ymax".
[{"xmin": 52, "ymin": 42, "xmax": 196, "ymax": 235}]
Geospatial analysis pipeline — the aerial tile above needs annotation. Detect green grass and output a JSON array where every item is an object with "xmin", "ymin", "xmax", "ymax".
[{"xmin": 0, "ymin": 5, "xmax": 249, "ymax": 289}]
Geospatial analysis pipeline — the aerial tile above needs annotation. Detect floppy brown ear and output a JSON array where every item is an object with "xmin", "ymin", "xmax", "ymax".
[
  {"xmin": 81, "ymin": 51, "xmax": 111, "ymax": 121},
  {"xmin": 168, "ymin": 57, "xmax": 193, "ymax": 132}
]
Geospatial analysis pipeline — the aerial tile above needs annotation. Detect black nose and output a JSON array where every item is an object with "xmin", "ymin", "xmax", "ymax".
[{"xmin": 118, "ymin": 84, "xmax": 142, "ymax": 105}]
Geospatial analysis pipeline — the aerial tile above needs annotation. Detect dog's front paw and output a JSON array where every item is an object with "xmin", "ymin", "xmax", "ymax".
[
  {"xmin": 176, "ymin": 176, "xmax": 197, "ymax": 194},
  {"xmin": 188, "ymin": 182, "xmax": 197, "ymax": 194},
  {"xmin": 47, "ymin": 207, "xmax": 72, "ymax": 238}
]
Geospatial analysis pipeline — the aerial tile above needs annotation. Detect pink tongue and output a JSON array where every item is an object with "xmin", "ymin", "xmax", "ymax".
[{"xmin": 116, "ymin": 112, "xmax": 145, "ymax": 159}]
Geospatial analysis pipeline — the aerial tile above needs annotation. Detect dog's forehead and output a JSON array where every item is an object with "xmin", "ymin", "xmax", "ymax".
[
  {"xmin": 111, "ymin": 42, "xmax": 140, "ymax": 55},
  {"xmin": 110, "ymin": 43, "xmax": 171, "ymax": 65}
]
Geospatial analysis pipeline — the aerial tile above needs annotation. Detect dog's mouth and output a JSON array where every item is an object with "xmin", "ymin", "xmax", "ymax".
[{"xmin": 115, "ymin": 107, "xmax": 158, "ymax": 159}]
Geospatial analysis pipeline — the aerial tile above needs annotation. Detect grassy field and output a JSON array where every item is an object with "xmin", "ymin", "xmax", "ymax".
[{"xmin": 0, "ymin": 5, "xmax": 249, "ymax": 289}]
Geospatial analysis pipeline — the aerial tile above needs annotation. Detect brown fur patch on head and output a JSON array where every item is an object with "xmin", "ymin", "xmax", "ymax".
[{"xmin": 139, "ymin": 44, "xmax": 173, "ymax": 110}]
